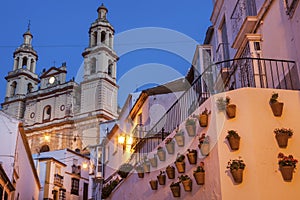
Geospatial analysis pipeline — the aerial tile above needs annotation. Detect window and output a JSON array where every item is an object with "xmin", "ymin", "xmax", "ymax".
[
  {"xmin": 27, "ymin": 83, "xmax": 33, "ymax": 94},
  {"xmin": 43, "ymin": 105, "xmax": 51, "ymax": 122},
  {"xmin": 4, "ymin": 191, "xmax": 7, "ymax": 200},
  {"xmin": 101, "ymin": 31, "xmax": 106, "ymax": 43},
  {"xmin": 71, "ymin": 178, "xmax": 79, "ymax": 195},
  {"xmin": 90, "ymin": 58, "xmax": 96, "ymax": 74},
  {"xmin": 59, "ymin": 188, "xmax": 66, "ymax": 200},
  {"xmin": 40, "ymin": 145, "xmax": 50, "ymax": 152},
  {"xmin": 22, "ymin": 57, "xmax": 28, "ymax": 68},
  {"xmin": 108, "ymin": 60, "xmax": 113, "ymax": 77},
  {"xmin": 11, "ymin": 81, "xmax": 17, "ymax": 96}
]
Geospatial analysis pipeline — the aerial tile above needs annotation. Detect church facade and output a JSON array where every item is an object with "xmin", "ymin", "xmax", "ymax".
[{"xmin": 1, "ymin": 4, "xmax": 118, "ymax": 154}]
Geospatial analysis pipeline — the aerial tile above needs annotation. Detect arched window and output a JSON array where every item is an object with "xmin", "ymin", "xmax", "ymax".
[
  {"xmin": 108, "ymin": 60, "xmax": 113, "ymax": 77},
  {"xmin": 30, "ymin": 59, "xmax": 34, "ymax": 72},
  {"xmin": 11, "ymin": 81, "xmax": 17, "ymax": 96},
  {"xmin": 43, "ymin": 105, "xmax": 51, "ymax": 122},
  {"xmin": 92, "ymin": 31, "xmax": 98, "ymax": 47},
  {"xmin": 90, "ymin": 58, "xmax": 96, "ymax": 74},
  {"xmin": 40, "ymin": 145, "xmax": 50, "ymax": 152},
  {"xmin": 101, "ymin": 31, "xmax": 106, "ymax": 44},
  {"xmin": 22, "ymin": 57, "xmax": 28, "ymax": 68},
  {"xmin": 27, "ymin": 83, "xmax": 33, "ymax": 94}
]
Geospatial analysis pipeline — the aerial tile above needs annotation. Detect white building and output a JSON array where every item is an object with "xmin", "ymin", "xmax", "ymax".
[
  {"xmin": 0, "ymin": 111, "xmax": 40, "ymax": 199},
  {"xmin": 33, "ymin": 148, "xmax": 90, "ymax": 200},
  {"xmin": 1, "ymin": 4, "xmax": 118, "ymax": 154}
]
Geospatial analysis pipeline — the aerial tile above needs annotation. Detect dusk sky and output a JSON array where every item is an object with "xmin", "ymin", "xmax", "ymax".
[{"xmin": 0, "ymin": 1, "xmax": 213, "ymax": 105}]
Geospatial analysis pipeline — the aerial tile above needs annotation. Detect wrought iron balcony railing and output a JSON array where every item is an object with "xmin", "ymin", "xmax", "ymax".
[{"xmin": 54, "ymin": 174, "xmax": 64, "ymax": 187}]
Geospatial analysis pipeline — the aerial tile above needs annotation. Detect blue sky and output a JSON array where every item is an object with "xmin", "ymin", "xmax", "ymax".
[{"xmin": 0, "ymin": 1, "xmax": 213, "ymax": 106}]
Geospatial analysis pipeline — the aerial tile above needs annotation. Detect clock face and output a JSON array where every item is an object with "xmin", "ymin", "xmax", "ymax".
[{"xmin": 49, "ymin": 76, "xmax": 55, "ymax": 84}]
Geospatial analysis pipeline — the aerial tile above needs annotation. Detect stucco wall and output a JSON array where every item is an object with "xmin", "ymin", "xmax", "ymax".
[{"xmin": 109, "ymin": 88, "xmax": 300, "ymax": 200}]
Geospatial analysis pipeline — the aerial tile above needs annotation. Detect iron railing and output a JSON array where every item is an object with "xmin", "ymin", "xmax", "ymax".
[{"xmin": 130, "ymin": 57, "xmax": 299, "ymax": 163}]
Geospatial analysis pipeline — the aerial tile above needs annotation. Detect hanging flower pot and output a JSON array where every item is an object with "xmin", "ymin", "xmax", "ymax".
[
  {"xmin": 149, "ymin": 155, "xmax": 158, "ymax": 168},
  {"xmin": 226, "ymin": 104, "xmax": 236, "ymax": 118},
  {"xmin": 193, "ymin": 162, "xmax": 205, "ymax": 185},
  {"xmin": 226, "ymin": 130, "xmax": 240, "ymax": 151},
  {"xmin": 185, "ymin": 118, "xmax": 196, "ymax": 137},
  {"xmin": 269, "ymin": 92, "xmax": 284, "ymax": 117},
  {"xmin": 157, "ymin": 171, "xmax": 166, "ymax": 185},
  {"xmin": 198, "ymin": 134, "xmax": 210, "ymax": 156},
  {"xmin": 186, "ymin": 149, "xmax": 197, "ymax": 165},
  {"xmin": 274, "ymin": 128, "xmax": 293, "ymax": 148},
  {"xmin": 166, "ymin": 165, "xmax": 175, "ymax": 179},
  {"xmin": 170, "ymin": 182, "xmax": 181, "ymax": 197},
  {"xmin": 278, "ymin": 153, "xmax": 297, "ymax": 181},
  {"xmin": 175, "ymin": 154, "xmax": 185, "ymax": 173},
  {"xmin": 174, "ymin": 130, "xmax": 185, "ymax": 147},
  {"xmin": 227, "ymin": 158, "xmax": 246, "ymax": 184},
  {"xmin": 143, "ymin": 161, "xmax": 151, "ymax": 174},
  {"xmin": 117, "ymin": 163, "xmax": 133, "ymax": 179},
  {"xmin": 149, "ymin": 180, "xmax": 158, "ymax": 190},
  {"xmin": 181, "ymin": 178, "xmax": 192, "ymax": 192},
  {"xmin": 165, "ymin": 138, "xmax": 175, "ymax": 154},
  {"xmin": 199, "ymin": 108, "xmax": 209, "ymax": 127},
  {"xmin": 157, "ymin": 147, "xmax": 166, "ymax": 161},
  {"xmin": 136, "ymin": 165, "xmax": 144, "ymax": 178}
]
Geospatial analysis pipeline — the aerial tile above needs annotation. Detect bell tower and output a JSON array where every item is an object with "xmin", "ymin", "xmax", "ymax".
[
  {"xmin": 80, "ymin": 3, "xmax": 118, "ymax": 120},
  {"xmin": 2, "ymin": 26, "xmax": 39, "ymax": 119}
]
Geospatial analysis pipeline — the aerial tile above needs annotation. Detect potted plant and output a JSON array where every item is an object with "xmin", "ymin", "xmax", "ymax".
[
  {"xmin": 101, "ymin": 178, "xmax": 120, "ymax": 199},
  {"xmin": 135, "ymin": 164, "xmax": 144, "ymax": 178},
  {"xmin": 170, "ymin": 181, "xmax": 181, "ymax": 197},
  {"xmin": 165, "ymin": 138, "xmax": 175, "ymax": 154},
  {"xmin": 175, "ymin": 154, "xmax": 185, "ymax": 173},
  {"xmin": 186, "ymin": 149, "xmax": 197, "ymax": 164},
  {"xmin": 142, "ymin": 157, "xmax": 151, "ymax": 173},
  {"xmin": 157, "ymin": 146, "xmax": 166, "ymax": 161},
  {"xmin": 216, "ymin": 96, "xmax": 236, "ymax": 118},
  {"xmin": 226, "ymin": 157, "xmax": 246, "ymax": 184},
  {"xmin": 226, "ymin": 130, "xmax": 240, "ymax": 150},
  {"xmin": 274, "ymin": 128, "xmax": 293, "ymax": 148},
  {"xmin": 166, "ymin": 165, "xmax": 175, "ymax": 179},
  {"xmin": 149, "ymin": 154, "xmax": 158, "ymax": 168},
  {"xmin": 199, "ymin": 108, "xmax": 210, "ymax": 127},
  {"xmin": 278, "ymin": 153, "xmax": 298, "ymax": 181},
  {"xmin": 269, "ymin": 92, "xmax": 284, "ymax": 117},
  {"xmin": 185, "ymin": 118, "xmax": 196, "ymax": 137},
  {"xmin": 157, "ymin": 171, "xmax": 166, "ymax": 185},
  {"xmin": 179, "ymin": 175, "xmax": 192, "ymax": 192},
  {"xmin": 174, "ymin": 130, "xmax": 185, "ymax": 147},
  {"xmin": 198, "ymin": 133, "xmax": 210, "ymax": 156},
  {"xmin": 149, "ymin": 179, "xmax": 158, "ymax": 190},
  {"xmin": 117, "ymin": 163, "xmax": 133, "ymax": 178},
  {"xmin": 193, "ymin": 162, "xmax": 205, "ymax": 185}
]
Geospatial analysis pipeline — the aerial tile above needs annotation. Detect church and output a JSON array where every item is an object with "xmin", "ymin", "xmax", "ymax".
[{"xmin": 1, "ymin": 4, "xmax": 118, "ymax": 154}]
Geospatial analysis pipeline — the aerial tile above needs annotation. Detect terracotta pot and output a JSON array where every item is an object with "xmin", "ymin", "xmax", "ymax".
[
  {"xmin": 187, "ymin": 152, "xmax": 197, "ymax": 165},
  {"xmin": 231, "ymin": 169, "xmax": 244, "ymax": 183},
  {"xmin": 182, "ymin": 179, "xmax": 192, "ymax": 192},
  {"xmin": 200, "ymin": 143, "xmax": 210, "ymax": 156},
  {"xmin": 227, "ymin": 136, "xmax": 240, "ymax": 150},
  {"xmin": 199, "ymin": 114, "xmax": 208, "ymax": 127},
  {"xmin": 170, "ymin": 185, "xmax": 180, "ymax": 197},
  {"xmin": 166, "ymin": 167, "xmax": 175, "ymax": 179},
  {"xmin": 175, "ymin": 161, "xmax": 185, "ymax": 173},
  {"xmin": 270, "ymin": 102, "xmax": 284, "ymax": 117},
  {"xmin": 275, "ymin": 134, "xmax": 289, "ymax": 148},
  {"xmin": 157, "ymin": 174, "xmax": 166, "ymax": 185},
  {"xmin": 136, "ymin": 168, "xmax": 144, "ymax": 178},
  {"xmin": 186, "ymin": 125, "xmax": 196, "ymax": 137},
  {"xmin": 157, "ymin": 149, "xmax": 166, "ymax": 161},
  {"xmin": 149, "ymin": 180, "xmax": 158, "ymax": 190},
  {"xmin": 143, "ymin": 163, "xmax": 150, "ymax": 173},
  {"xmin": 174, "ymin": 134, "xmax": 185, "ymax": 147},
  {"xmin": 149, "ymin": 156, "xmax": 157, "ymax": 168},
  {"xmin": 280, "ymin": 166, "xmax": 294, "ymax": 181},
  {"xmin": 226, "ymin": 104, "xmax": 236, "ymax": 118},
  {"xmin": 166, "ymin": 142, "xmax": 175, "ymax": 154},
  {"xmin": 193, "ymin": 172, "xmax": 205, "ymax": 185}
]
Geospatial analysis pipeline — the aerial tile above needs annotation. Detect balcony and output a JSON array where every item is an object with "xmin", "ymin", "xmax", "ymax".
[
  {"xmin": 231, "ymin": 0, "xmax": 258, "ymax": 48},
  {"xmin": 54, "ymin": 174, "xmax": 64, "ymax": 187},
  {"xmin": 72, "ymin": 165, "xmax": 81, "ymax": 176}
]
